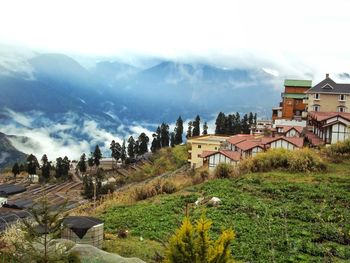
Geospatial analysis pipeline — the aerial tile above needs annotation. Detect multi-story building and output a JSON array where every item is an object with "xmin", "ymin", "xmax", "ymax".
[
  {"xmin": 272, "ymin": 79, "xmax": 312, "ymax": 121},
  {"xmin": 305, "ymin": 74, "xmax": 350, "ymax": 113},
  {"xmin": 187, "ymin": 135, "xmax": 229, "ymax": 168}
]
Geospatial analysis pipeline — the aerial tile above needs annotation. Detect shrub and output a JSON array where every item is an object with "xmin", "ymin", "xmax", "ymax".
[
  {"xmin": 214, "ymin": 163, "xmax": 235, "ymax": 178},
  {"xmin": 162, "ymin": 182, "xmax": 177, "ymax": 194},
  {"xmin": 99, "ymin": 183, "xmax": 116, "ymax": 195},
  {"xmin": 134, "ymin": 186, "xmax": 157, "ymax": 201},
  {"xmin": 289, "ymin": 148, "xmax": 327, "ymax": 172},
  {"xmin": 325, "ymin": 139, "xmax": 350, "ymax": 161}
]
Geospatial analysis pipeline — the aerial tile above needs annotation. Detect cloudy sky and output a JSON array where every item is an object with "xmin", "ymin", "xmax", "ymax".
[{"xmin": 0, "ymin": 0, "xmax": 350, "ymax": 79}]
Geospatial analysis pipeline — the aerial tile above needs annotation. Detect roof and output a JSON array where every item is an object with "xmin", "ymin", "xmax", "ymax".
[
  {"xmin": 282, "ymin": 93, "xmax": 308, "ymax": 99},
  {"xmin": 306, "ymin": 77, "xmax": 350, "ymax": 94},
  {"xmin": 275, "ymin": 125, "xmax": 304, "ymax": 134},
  {"xmin": 235, "ymin": 140, "xmax": 263, "ymax": 151},
  {"xmin": 201, "ymin": 150, "xmax": 241, "ymax": 161},
  {"xmin": 263, "ymin": 136, "xmax": 304, "ymax": 148},
  {"xmin": 0, "ymin": 184, "xmax": 26, "ymax": 196},
  {"xmin": 63, "ymin": 216, "xmax": 103, "ymax": 239},
  {"xmin": 187, "ymin": 134, "xmax": 229, "ymax": 144},
  {"xmin": 308, "ymin": 111, "xmax": 350, "ymax": 122},
  {"xmin": 226, "ymin": 134, "xmax": 255, "ymax": 145},
  {"xmin": 4, "ymin": 199, "xmax": 34, "ymax": 209},
  {"xmin": 284, "ymin": 79, "xmax": 312, "ymax": 87}
]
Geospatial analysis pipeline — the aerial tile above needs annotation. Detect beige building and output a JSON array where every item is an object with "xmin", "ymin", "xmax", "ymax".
[
  {"xmin": 187, "ymin": 135, "xmax": 229, "ymax": 168},
  {"xmin": 305, "ymin": 74, "xmax": 350, "ymax": 113}
]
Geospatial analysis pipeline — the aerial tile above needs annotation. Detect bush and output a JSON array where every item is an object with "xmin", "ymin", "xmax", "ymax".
[
  {"xmin": 134, "ymin": 186, "xmax": 157, "ymax": 201},
  {"xmin": 99, "ymin": 183, "xmax": 116, "ymax": 195},
  {"xmin": 215, "ymin": 163, "xmax": 235, "ymax": 178},
  {"xmin": 325, "ymin": 139, "xmax": 350, "ymax": 161},
  {"xmin": 162, "ymin": 182, "xmax": 177, "ymax": 194},
  {"xmin": 239, "ymin": 148, "xmax": 327, "ymax": 174}
]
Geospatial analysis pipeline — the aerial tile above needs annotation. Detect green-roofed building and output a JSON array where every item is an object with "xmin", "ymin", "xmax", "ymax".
[{"xmin": 272, "ymin": 79, "xmax": 312, "ymax": 121}]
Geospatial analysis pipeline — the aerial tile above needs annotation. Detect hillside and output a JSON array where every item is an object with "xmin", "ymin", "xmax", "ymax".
[
  {"xmin": 96, "ymin": 160, "xmax": 350, "ymax": 262},
  {"xmin": 0, "ymin": 132, "xmax": 26, "ymax": 170}
]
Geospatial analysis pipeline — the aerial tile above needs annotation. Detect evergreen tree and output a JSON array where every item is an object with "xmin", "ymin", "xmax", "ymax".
[
  {"xmin": 215, "ymin": 112, "xmax": 226, "ymax": 135},
  {"xmin": 151, "ymin": 127, "xmax": 162, "ymax": 153},
  {"xmin": 203, "ymin": 122, "xmax": 208, "ymax": 135},
  {"xmin": 93, "ymin": 145, "xmax": 102, "ymax": 167},
  {"xmin": 121, "ymin": 140, "xmax": 127, "ymax": 163},
  {"xmin": 134, "ymin": 140, "xmax": 140, "ymax": 156},
  {"xmin": 234, "ymin": 112, "xmax": 242, "ymax": 134},
  {"xmin": 110, "ymin": 140, "xmax": 122, "ymax": 162},
  {"xmin": 170, "ymin": 132, "xmax": 175, "ymax": 147},
  {"xmin": 62, "ymin": 156, "xmax": 70, "ymax": 179},
  {"xmin": 192, "ymin": 115, "xmax": 201, "ymax": 136},
  {"xmin": 12, "ymin": 162, "xmax": 20, "ymax": 181},
  {"xmin": 88, "ymin": 152, "xmax": 94, "ymax": 170},
  {"xmin": 254, "ymin": 113, "xmax": 257, "ymax": 125},
  {"xmin": 241, "ymin": 114, "xmax": 250, "ymax": 134},
  {"xmin": 160, "ymin": 123, "xmax": 170, "ymax": 148},
  {"xmin": 186, "ymin": 121, "xmax": 193, "ymax": 139},
  {"xmin": 127, "ymin": 136, "xmax": 135, "ymax": 158},
  {"xmin": 27, "ymin": 154, "xmax": 39, "ymax": 175},
  {"xmin": 41, "ymin": 154, "xmax": 51, "ymax": 180},
  {"xmin": 55, "ymin": 157, "xmax": 63, "ymax": 178},
  {"xmin": 77, "ymin": 153, "xmax": 87, "ymax": 174},
  {"xmin": 138, "ymin": 133, "xmax": 149, "ymax": 155},
  {"xmin": 174, "ymin": 116, "xmax": 184, "ymax": 145},
  {"xmin": 83, "ymin": 175, "xmax": 94, "ymax": 198},
  {"xmin": 248, "ymin": 112, "xmax": 254, "ymax": 126}
]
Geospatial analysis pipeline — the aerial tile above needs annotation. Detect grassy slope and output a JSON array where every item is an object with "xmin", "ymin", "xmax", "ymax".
[{"xmin": 98, "ymin": 161, "xmax": 350, "ymax": 263}]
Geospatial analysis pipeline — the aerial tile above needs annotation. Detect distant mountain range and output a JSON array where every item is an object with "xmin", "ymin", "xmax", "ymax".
[
  {"xmin": 0, "ymin": 52, "xmax": 281, "ymax": 166},
  {"xmin": 0, "ymin": 132, "xmax": 27, "ymax": 170}
]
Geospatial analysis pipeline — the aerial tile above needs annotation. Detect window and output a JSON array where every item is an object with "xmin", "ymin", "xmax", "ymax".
[
  {"xmin": 338, "ymin": 106, "xmax": 346, "ymax": 112},
  {"xmin": 314, "ymin": 93, "xmax": 320, "ymax": 100},
  {"xmin": 198, "ymin": 145, "xmax": 201, "ymax": 148},
  {"xmin": 313, "ymin": 105, "xmax": 320, "ymax": 112},
  {"xmin": 339, "ymin": 94, "xmax": 346, "ymax": 101},
  {"xmin": 214, "ymin": 147, "xmax": 217, "ymax": 150}
]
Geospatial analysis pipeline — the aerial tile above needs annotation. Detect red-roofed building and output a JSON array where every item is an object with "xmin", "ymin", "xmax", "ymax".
[
  {"xmin": 201, "ymin": 150, "xmax": 241, "ymax": 171},
  {"xmin": 273, "ymin": 125, "xmax": 304, "ymax": 137}
]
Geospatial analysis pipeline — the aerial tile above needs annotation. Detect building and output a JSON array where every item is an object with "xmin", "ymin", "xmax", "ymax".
[
  {"xmin": 272, "ymin": 125, "xmax": 304, "ymax": 137},
  {"xmin": 306, "ymin": 111, "xmax": 350, "ymax": 146},
  {"xmin": 201, "ymin": 150, "xmax": 241, "ymax": 171},
  {"xmin": 187, "ymin": 135, "xmax": 229, "ymax": 168},
  {"xmin": 250, "ymin": 120, "xmax": 273, "ymax": 135},
  {"xmin": 305, "ymin": 74, "xmax": 350, "ymax": 113},
  {"xmin": 272, "ymin": 79, "xmax": 312, "ymax": 121}
]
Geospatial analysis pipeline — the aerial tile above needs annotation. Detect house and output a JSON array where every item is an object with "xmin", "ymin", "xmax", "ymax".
[
  {"xmin": 250, "ymin": 120, "xmax": 273, "ymax": 135},
  {"xmin": 187, "ymin": 135, "xmax": 229, "ymax": 168},
  {"xmin": 306, "ymin": 111, "xmax": 350, "ymax": 146},
  {"xmin": 201, "ymin": 150, "xmax": 241, "ymax": 171},
  {"xmin": 272, "ymin": 125, "xmax": 304, "ymax": 137},
  {"xmin": 272, "ymin": 79, "xmax": 312, "ymax": 121},
  {"xmin": 305, "ymin": 74, "xmax": 350, "ymax": 113},
  {"xmin": 263, "ymin": 136, "xmax": 304, "ymax": 150}
]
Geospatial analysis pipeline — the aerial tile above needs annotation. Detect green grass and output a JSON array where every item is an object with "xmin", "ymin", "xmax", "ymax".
[{"xmin": 98, "ymin": 160, "xmax": 350, "ymax": 262}]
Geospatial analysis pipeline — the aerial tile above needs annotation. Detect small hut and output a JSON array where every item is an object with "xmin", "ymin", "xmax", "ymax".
[{"xmin": 61, "ymin": 216, "xmax": 104, "ymax": 248}]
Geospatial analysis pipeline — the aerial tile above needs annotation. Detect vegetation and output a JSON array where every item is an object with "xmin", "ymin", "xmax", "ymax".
[
  {"xmin": 97, "ymin": 159, "xmax": 350, "ymax": 262},
  {"xmin": 215, "ymin": 111, "xmax": 256, "ymax": 135},
  {"xmin": 214, "ymin": 163, "xmax": 235, "ymax": 179},
  {"xmin": 325, "ymin": 138, "xmax": 350, "ymax": 161},
  {"xmin": 239, "ymin": 148, "xmax": 327, "ymax": 174}
]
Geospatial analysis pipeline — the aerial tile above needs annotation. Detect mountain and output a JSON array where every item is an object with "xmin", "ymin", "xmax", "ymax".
[{"xmin": 0, "ymin": 132, "xmax": 27, "ymax": 170}]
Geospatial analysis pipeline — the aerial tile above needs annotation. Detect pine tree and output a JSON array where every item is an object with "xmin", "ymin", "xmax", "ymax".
[
  {"xmin": 134, "ymin": 140, "xmax": 140, "ymax": 156},
  {"xmin": 160, "ymin": 123, "xmax": 170, "ymax": 148},
  {"xmin": 121, "ymin": 140, "xmax": 127, "ymax": 163},
  {"xmin": 215, "ymin": 112, "xmax": 226, "ymax": 135},
  {"xmin": 241, "ymin": 114, "xmax": 250, "ymax": 134},
  {"xmin": 110, "ymin": 140, "xmax": 122, "ymax": 162},
  {"xmin": 203, "ymin": 122, "xmax": 208, "ymax": 135},
  {"xmin": 170, "ymin": 132, "xmax": 175, "ymax": 147},
  {"xmin": 254, "ymin": 113, "xmax": 257, "ymax": 125},
  {"xmin": 12, "ymin": 162, "xmax": 20, "ymax": 181},
  {"xmin": 234, "ymin": 112, "xmax": 242, "ymax": 134},
  {"xmin": 192, "ymin": 115, "xmax": 201, "ymax": 136},
  {"xmin": 186, "ymin": 121, "xmax": 193, "ymax": 139},
  {"xmin": 62, "ymin": 156, "xmax": 70, "ymax": 179},
  {"xmin": 27, "ymin": 154, "xmax": 39, "ymax": 175},
  {"xmin": 138, "ymin": 133, "xmax": 149, "ymax": 155},
  {"xmin": 248, "ymin": 112, "xmax": 254, "ymax": 126},
  {"xmin": 77, "ymin": 153, "xmax": 87, "ymax": 174},
  {"xmin": 93, "ymin": 145, "xmax": 102, "ymax": 167},
  {"xmin": 174, "ymin": 116, "xmax": 184, "ymax": 145},
  {"xmin": 55, "ymin": 157, "xmax": 63, "ymax": 178},
  {"xmin": 88, "ymin": 152, "xmax": 94, "ymax": 170},
  {"xmin": 127, "ymin": 136, "xmax": 135, "ymax": 158},
  {"xmin": 41, "ymin": 154, "xmax": 51, "ymax": 181}
]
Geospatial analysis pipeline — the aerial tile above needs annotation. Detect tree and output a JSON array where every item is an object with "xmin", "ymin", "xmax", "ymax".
[
  {"xmin": 41, "ymin": 154, "xmax": 51, "ymax": 181},
  {"xmin": 55, "ymin": 157, "xmax": 63, "ymax": 178},
  {"xmin": 138, "ymin": 133, "xmax": 149, "ymax": 155},
  {"xmin": 160, "ymin": 123, "xmax": 170, "ymax": 148},
  {"xmin": 27, "ymin": 154, "xmax": 39, "ymax": 175},
  {"xmin": 215, "ymin": 112, "xmax": 226, "ymax": 135},
  {"xmin": 62, "ymin": 156, "xmax": 70, "ymax": 179},
  {"xmin": 93, "ymin": 145, "xmax": 102, "ymax": 167},
  {"xmin": 128, "ymin": 136, "xmax": 135, "ymax": 158},
  {"xmin": 241, "ymin": 114, "xmax": 250, "ymax": 134},
  {"xmin": 192, "ymin": 115, "xmax": 201, "ymax": 136},
  {"xmin": 134, "ymin": 140, "xmax": 140, "ymax": 156},
  {"xmin": 248, "ymin": 112, "xmax": 254, "ymax": 126},
  {"xmin": 170, "ymin": 132, "xmax": 175, "ymax": 147},
  {"xmin": 77, "ymin": 153, "xmax": 87, "ymax": 174},
  {"xmin": 165, "ymin": 216, "xmax": 235, "ymax": 263},
  {"xmin": 151, "ymin": 127, "xmax": 162, "ymax": 153},
  {"xmin": 186, "ymin": 121, "xmax": 193, "ymax": 139},
  {"xmin": 110, "ymin": 140, "xmax": 122, "ymax": 163},
  {"xmin": 233, "ymin": 112, "xmax": 242, "ymax": 134},
  {"xmin": 203, "ymin": 122, "xmax": 208, "ymax": 135},
  {"xmin": 121, "ymin": 140, "xmax": 127, "ymax": 163},
  {"xmin": 174, "ymin": 116, "xmax": 184, "ymax": 145},
  {"xmin": 12, "ymin": 162, "xmax": 20, "ymax": 181},
  {"xmin": 88, "ymin": 153, "xmax": 94, "ymax": 171}
]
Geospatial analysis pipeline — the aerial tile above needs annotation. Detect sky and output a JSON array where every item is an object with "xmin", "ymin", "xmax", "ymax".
[{"xmin": 0, "ymin": 0, "xmax": 350, "ymax": 80}]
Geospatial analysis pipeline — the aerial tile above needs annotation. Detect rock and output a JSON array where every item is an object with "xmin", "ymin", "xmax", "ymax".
[
  {"xmin": 195, "ymin": 197, "xmax": 204, "ymax": 206},
  {"xmin": 207, "ymin": 197, "xmax": 221, "ymax": 206},
  {"xmin": 70, "ymin": 243, "xmax": 146, "ymax": 263}
]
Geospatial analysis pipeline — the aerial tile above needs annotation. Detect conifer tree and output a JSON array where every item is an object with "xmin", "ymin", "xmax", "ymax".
[
  {"xmin": 55, "ymin": 157, "xmax": 63, "ymax": 178},
  {"xmin": 62, "ymin": 156, "xmax": 70, "ymax": 179},
  {"xmin": 186, "ymin": 121, "xmax": 193, "ymax": 139},
  {"xmin": 192, "ymin": 115, "xmax": 201, "ymax": 136},
  {"xmin": 27, "ymin": 154, "xmax": 39, "ymax": 175},
  {"xmin": 110, "ymin": 140, "xmax": 122, "ymax": 162},
  {"xmin": 41, "ymin": 154, "xmax": 51, "ymax": 180},
  {"xmin": 170, "ymin": 132, "xmax": 175, "ymax": 147},
  {"xmin": 248, "ymin": 112, "xmax": 254, "ymax": 126},
  {"xmin": 174, "ymin": 116, "xmax": 184, "ymax": 145},
  {"xmin": 88, "ymin": 152, "xmax": 94, "ymax": 170},
  {"xmin": 234, "ymin": 112, "xmax": 242, "ymax": 134},
  {"xmin": 160, "ymin": 123, "xmax": 170, "ymax": 148},
  {"xmin": 203, "ymin": 122, "xmax": 208, "ymax": 135},
  {"xmin": 127, "ymin": 136, "xmax": 135, "ymax": 158},
  {"xmin": 12, "ymin": 162, "xmax": 20, "ymax": 181},
  {"xmin": 215, "ymin": 112, "xmax": 226, "ymax": 135},
  {"xmin": 121, "ymin": 140, "xmax": 127, "ymax": 163},
  {"xmin": 138, "ymin": 133, "xmax": 149, "ymax": 155},
  {"xmin": 93, "ymin": 145, "xmax": 102, "ymax": 167},
  {"xmin": 77, "ymin": 153, "xmax": 87, "ymax": 174},
  {"xmin": 134, "ymin": 140, "xmax": 140, "ymax": 156},
  {"xmin": 241, "ymin": 114, "xmax": 250, "ymax": 134}
]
